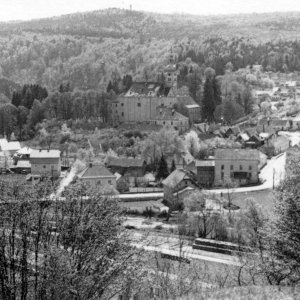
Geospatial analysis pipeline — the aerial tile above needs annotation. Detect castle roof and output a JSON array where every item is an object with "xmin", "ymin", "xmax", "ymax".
[{"xmin": 125, "ymin": 82, "xmax": 163, "ymax": 97}]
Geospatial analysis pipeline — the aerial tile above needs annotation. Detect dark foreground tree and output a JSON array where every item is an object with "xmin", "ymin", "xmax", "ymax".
[
  {"xmin": 0, "ymin": 179, "xmax": 140, "ymax": 300},
  {"xmin": 156, "ymin": 155, "xmax": 169, "ymax": 180}
]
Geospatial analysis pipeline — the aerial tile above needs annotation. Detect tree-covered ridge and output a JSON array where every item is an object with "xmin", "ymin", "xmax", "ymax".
[{"xmin": 0, "ymin": 9, "xmax": 300, "ymax": 94}]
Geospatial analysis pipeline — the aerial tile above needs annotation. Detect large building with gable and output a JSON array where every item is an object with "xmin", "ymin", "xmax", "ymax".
[{"xmin": 110, "ymin": 51, "xmax": 201, "ymax": 129}]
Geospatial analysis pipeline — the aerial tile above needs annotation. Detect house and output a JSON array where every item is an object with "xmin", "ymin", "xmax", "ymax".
[
  {"xmin": 214, "ymin": 149, "xmax": 263, "ymax": 186},
  {"xmin": 14, "ymin": 160, "xmax": 31, "ymax": 174},
  {"xmin": 195, "ymin": 160, "xmax": 215, "ymax": 187},
  {"xmin": 77, "ymin": 163, "xmax": 116, "ymax": 189},
  {"xmin": 0, "ymin": 139, "xmax": 21, "ymax": 156},
  {"xmin": 106, "ymin": 157, "xmax": 146, "ymax": 178},
  {"xmin": 162, "ymin": 169, "xmax": 196, "ymax": 204},
  {"xmin": 30, "ymin": 149, "xmax": 61, "ymax": 178},
  {"xmin": 259, "ymin": 135, "xmax": 290, "ymax": 157}
]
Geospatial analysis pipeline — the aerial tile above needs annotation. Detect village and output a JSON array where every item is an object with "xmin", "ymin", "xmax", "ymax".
[{"xmin": 1, "ymin": 51, "xmax": 300, "ymax": 270}]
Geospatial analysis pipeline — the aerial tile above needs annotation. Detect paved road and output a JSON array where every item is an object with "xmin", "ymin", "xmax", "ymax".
[{"xmin": 131, "ymin": 231, "xmax": 241, "ymax": 266}]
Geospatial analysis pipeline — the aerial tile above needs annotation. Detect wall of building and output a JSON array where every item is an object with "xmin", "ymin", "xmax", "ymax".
[
  {"xmin": 79, "ymin": 177, "xmax": 116, "ymax": 189},
  {"xmin": 187, "ymin": 107, "xmax": 201, "ymax": 123},
  {"xmin": 215, "ymin": 159, "xmax": 259, "ymax": 186},
  {"xmin": 111, "ymin": 96, "xmax": 177, "ymax": 124},
  {"xmin": 31, "ymin": 158, "xmax": 61, "ymax": 177},
  {"xmin": 152, "ymin": 118, "xmax": 189, "ymax": 132},
  {"xmin": 197, "ymin": 167, "xmax": 215, "ymax": 187}
]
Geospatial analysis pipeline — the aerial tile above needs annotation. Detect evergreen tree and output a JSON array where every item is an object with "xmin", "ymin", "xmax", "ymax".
[
  {"xmin": 202, "ymin": 77, "xmax": 216, "ymax": 122},
  {"xmin": 11, "ymin": 91, "xmax": 22, "ymax": 107},
  {"xmin": 107, "ymin": 81, "xmax": 113, "ymax": 93},
  {"xmin": 170, "ymin": 159, "xmax": 176, "ymax": 173},
  {"xmin": 212, "ymin": 77, "xmax": 222, "ymax": 106},
  {"xmin": 156, "ymin": 155, "xmax": 169, "ymax": 180}
]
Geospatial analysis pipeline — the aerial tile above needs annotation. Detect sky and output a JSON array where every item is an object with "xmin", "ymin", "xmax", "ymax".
[{"xmin": 1, "ymin": 0, "xmax": 300, "ymax": 22}]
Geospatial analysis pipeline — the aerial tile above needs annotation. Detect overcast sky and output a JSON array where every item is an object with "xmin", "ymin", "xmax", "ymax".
[{"xmin": 1, "ymin": 0, "xmax": 300, "ymax": 22}]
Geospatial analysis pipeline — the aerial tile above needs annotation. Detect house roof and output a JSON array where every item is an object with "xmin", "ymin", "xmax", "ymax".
[
  {"xmin": 16, "ymin": 147, "xmax": 32, "ymax": 155},
  {"xmin": 162, "ymin": 169, "xmax": 191, "ymax": 188},
  {"xmin": 106, "ymin": 157, "xmax": 145, "ymax": 168},
  {"xmin": 30, "ymin": 149, "xmax": 61, "ymax": 159},
  {"xmin": 78, "ymin": 164, "xmax": 115, "ymax": 179},
  {"xmin": 238, "ymin": 133, "xmax": 250, "ymax": 141},
  {"xmin": 256, "ymin": 125, "xmax": 276, "ymax": 135},
  {"xmin": 195, "ymin": 160, "xmax": 215, "ymax": 167},
  {"xmin": 16, "ymin": 160, "xmax": 31, "ymax": 169},
  {"xmin": 215, "ymin": 149, "xmax": 260, "ymax": 161},
  {"xmin": 185, "ymin": 104, "xmax": 200, "ymax": 109},
  {"xmin": 0, "ymin": 139, "xmax": 21, "ymax": 151}
]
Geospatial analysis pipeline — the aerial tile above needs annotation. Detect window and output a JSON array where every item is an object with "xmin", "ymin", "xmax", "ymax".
[
  {"xmin": 240, "ymin": 165, "xmax": 243, "ymax": 170},
  {"xmin": 221, "ymin": 165, "xmax": 224, "ymax": 170},
  {"xmin": 121, "ymin": 112, "xmax": 124, "ymax": 116},
  {"xmin": 163, "ymin": 121, "xmax": 165, "ymax": 125},
  {"xmin": 43, "ymin": 165, "xmax": 46, "ymax": 168},
  {"xmin": 115, "ymin": 103, "xmax": 117, "ymax": 107},
  {"xmin": 137, "ymin": 103, "xmax": 141, "ymax": 107},
  {"xmin": 230, "ymin": 165, "xmax": 233, "ymax": 170},
  {"xmin": 249, "ymin": 173, "xmax": 252, "ymax": 179},
  {"xmin": 121, "ymin": 103, "xmax": 124, "ymax": 106},
  {"xmin": 249, "ymin": 165, "xmax": 252, "ymax": 171},
  {"xmin": 108, "ymin": 180, "xmax": 112, "ymax": 185},
  {"xmin": 221, "ymin": 172, "xmax": 224, "ymax": 180},
  {"xmin": 97, "ymin": 180, "xmax": 101, "ymax": 185}
]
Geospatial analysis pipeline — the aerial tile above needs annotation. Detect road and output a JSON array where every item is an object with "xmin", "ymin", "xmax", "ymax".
[
  {"xmin": 205, "ymin": 152, "xmax": 286, "ymax": 195},
  {"xmin": 131, "ymin": 231, "xmax": 241, "ymax": 266}
]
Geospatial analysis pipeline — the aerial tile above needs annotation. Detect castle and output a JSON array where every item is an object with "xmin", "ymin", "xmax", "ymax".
[{"xmin": 110, "ymin": 51, "xmax": 201, "ymax": 131}]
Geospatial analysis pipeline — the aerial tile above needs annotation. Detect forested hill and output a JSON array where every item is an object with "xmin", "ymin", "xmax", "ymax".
[
  {"xmin": 1, "ymin": 8, "xmax": 300, "ymax": 91},
  {"xmin": 2, "ymin": 9, "xmax": 300, "ymax": 40}
]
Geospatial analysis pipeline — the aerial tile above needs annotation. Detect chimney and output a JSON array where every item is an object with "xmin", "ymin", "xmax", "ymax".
[{"xmin": 89, "ymin": 162, "xmax": 93, "ymax": 168}]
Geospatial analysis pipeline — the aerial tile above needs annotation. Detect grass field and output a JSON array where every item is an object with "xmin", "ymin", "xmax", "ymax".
[{"xmin": 230, "ymin": 189, "xmax": 275, "ymax": 212}]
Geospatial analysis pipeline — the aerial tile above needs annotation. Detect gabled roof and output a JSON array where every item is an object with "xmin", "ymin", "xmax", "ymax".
[
  {"xmin": 162, "ymin": 169, "xmax": 191, "ymax": 188},
  {"xmin": 106, "ymin": 157, "xmax": 145, "ymax": 168},
  {"xmin": 256, "ymin": 125, "xmax": 276, "ymax": 135},
  {"xmin": 30, "ymin": 149, "xmax": 60, "ymax": 159},
  {"xmin": 78, "ymin": 164, "xmax": 115, "ymax": 179},
  {"xmin": 215, "ymin": 149, "xmax": 260, "ymax": 161}
]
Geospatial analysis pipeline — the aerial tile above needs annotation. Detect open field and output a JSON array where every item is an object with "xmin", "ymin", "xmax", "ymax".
[{"xmin": 227, "ymin": 189, "xmax": 275, "ymax": 212}]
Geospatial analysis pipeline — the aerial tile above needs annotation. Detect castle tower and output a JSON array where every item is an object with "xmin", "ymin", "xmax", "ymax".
[{"xmin": 164, "ymin": 50, "xmax": 178, "ymax": 89}]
